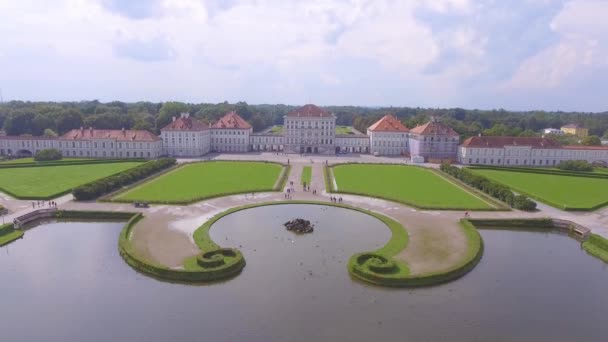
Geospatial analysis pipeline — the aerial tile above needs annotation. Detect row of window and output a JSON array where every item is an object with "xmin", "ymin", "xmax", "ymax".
[
  {"xmin": 1, "ymin": 140, "xmax": 155, "ymax": 149},
  {"xmin": 469, "ymin": 158, "xmax": 559, "ymax": 166}
]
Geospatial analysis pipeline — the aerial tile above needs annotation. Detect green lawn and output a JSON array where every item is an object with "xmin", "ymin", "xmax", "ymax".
[
  {"xmin": 331, "ymin": 164, "xmax": 492, "ymax": 210},
  {"xmin": 115, "ymin": 161, "xmax": 284, "ymax": 203},
  {"xmin": 0, "ymin": 162, "xmax": 143, "ymax": 199},
  {"xmin": 269, "ymin": 125, "xmax": 283, "ymax": 134},
  {"xmin": 471, "ymin": 168, "xmax": 608, "ymax": 210},
  {"xmin": 335, "ymin": 126, "xmax": 354, "ymax": 135},
  {"xmin": 0, "ymin": 157, "xmax": 88, "ymax": 164},
  {"xmin": 301, "ymin": 166, "xmax": 312, "ymax": 185}
]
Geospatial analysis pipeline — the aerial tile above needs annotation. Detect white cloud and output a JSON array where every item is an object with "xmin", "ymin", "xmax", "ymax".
[{"xmin": 0, "ymin": 0, "xmax": 606, "ymax": 111}]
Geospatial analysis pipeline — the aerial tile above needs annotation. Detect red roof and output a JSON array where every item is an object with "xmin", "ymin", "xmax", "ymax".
[
  {"xmin": 61, "ymin": 128, "xmax": 160, "ymax": 142},
  {"xmin": 367, "ymin": 115, "xmax": 409, "ymax": 132},
  {"xmin": 286, "ymin": 104, "xmax": 332, "ymax": 118},
  {"xmin": 410, "ymin": 121, "xmax": 458, "ymax": 136},
  {"xmin": 212, "ymin": 111, "xmax": 252, "ymax": 129},
  {"xmin": 161, "ymin": 116, "xmax": 208, "ymax": 131},
  {"xmin": 461, "ymin": 136, "xmax": 561, "ymax": 149}
]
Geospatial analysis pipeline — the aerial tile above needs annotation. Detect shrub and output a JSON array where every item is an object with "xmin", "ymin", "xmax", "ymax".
[
  {"xmin": 73, "ymin": 158, "xmax": 176, "ymax": 200},
  {"xmin": 440, "ymin": 163, "xmax": 536, "ymax": 211},
  {"xmin": 557, "ymin": 160, "xmax": 594, "ymax": 172},
  {"xmin": 34, "ymin": 148, "xmax": 62, "ymax": 161}
]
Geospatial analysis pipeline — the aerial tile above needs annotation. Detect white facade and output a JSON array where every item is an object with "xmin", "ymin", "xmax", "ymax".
[
  {"xmin": 210, "ymin": 128, "xmax": 251, "ymax": 152},
  {"xmin": 250, "ymin": 134, "xmax": 284, "ymax": 151},
  {"xmin": 0, "ymin": 135, "xmax": 162, "ymax": 159},
  {"xmin": 459, "ymin": 145, "xmax": 608, "ymax": 167},
  {"xmin": 336, "ymin": 135, "xmax": 370, "ymax": 153},
  {"xmin": 284, "ymin": 116, "xmax": 336, "ymax": 154},
  {"xmin": 368, "ymin": 131, "xmax": 408, "ymax": 155}
]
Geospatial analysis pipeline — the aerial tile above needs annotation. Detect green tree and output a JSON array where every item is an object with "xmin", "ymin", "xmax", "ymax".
[
  {"xmin": 156, "ymin": 102, "xmax": 189, "ymax": 130},
  {"xmin": 56, "ymin": 109, "xmax": 83, "ymax": 134},
  {"xmin": 582, "ymin": 135, "xmax": 601, "ymax": 146}
]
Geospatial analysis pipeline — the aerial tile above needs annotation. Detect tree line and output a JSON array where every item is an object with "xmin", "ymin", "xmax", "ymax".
[{"xmin": 1, "ymin": 100, "xmax": 607, "ymax": 143}]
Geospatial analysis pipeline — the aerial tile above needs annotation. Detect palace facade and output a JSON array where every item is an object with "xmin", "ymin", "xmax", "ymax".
[{"xmin": 1, "ymin": 104, "xmax": 607, "ymax": 165}]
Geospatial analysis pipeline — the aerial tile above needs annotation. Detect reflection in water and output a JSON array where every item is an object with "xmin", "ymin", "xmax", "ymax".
[{"xmin": 1, "ymin": 209, "xmax": 608, "ymax": 342}]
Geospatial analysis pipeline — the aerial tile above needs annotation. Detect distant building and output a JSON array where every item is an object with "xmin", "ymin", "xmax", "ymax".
[
  {"xmin": 0, "ymin": 127, "xmax": 162, "ymax": 159},
  {"xmin": 458, "ymin": 136, "xmax": 608, "ymax": 167},
  {"xmin": 367, "ymin": 115, "xmax": 409, "ymax": 156},
  {"xmin": 543, "ymin": 128, "xmax": 563, "ymax": 135},
  {"xmin": 561, "ymin": 124, "xmax": 589, "ymax": 138},
  {"xmin": 283, "ymin": 104, "xmax": 336, "ymax": 155},
  {"xmin": 409, "ymin": 119, "xmax": 459, "ymax": 162},
  {"xmin": 211, "ymin": 111, "xmax": 252, "ymax": 153},
  {"xmin": 161, "ymin": 113, "xmax": 210, "ymax": 157}
]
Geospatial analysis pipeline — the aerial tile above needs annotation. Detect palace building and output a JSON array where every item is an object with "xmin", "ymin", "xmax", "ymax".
[{"xmin": 1, "ymin": 103, "xmax": 607, "ymax": 165}]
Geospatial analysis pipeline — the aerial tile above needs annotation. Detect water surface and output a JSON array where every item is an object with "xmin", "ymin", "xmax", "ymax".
[{"xmin": 1, "ymin": 207, "xmax": 607, "ymax": 342}]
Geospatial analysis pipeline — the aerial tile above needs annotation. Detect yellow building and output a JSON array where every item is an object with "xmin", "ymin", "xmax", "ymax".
[{"xmin": 561, "ymin": 124, "xmax": 589, "ymax": 138}]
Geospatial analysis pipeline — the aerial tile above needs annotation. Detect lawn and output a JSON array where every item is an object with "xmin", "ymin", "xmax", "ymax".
[
  {"xmin": 470, "ymin": 168, "xmax": 608, "ymax": 210},
  {"xmin": 269, "ymin": 125, "xmax": 283, "ymax": 134},
  {"xmin": 331, "ymin": 164, "xmax": 493, "ymax": 210},
  {"xmin": 115, "ymin": 161, "xmax": 284, "ymax": 203},
  {"xmin": 301, "ymin": 166, "xmax": 312, "ymax": 185},
  {"xmin": 335, "ymin": 126, "xmax": 354, "ymax": 135},
  {"xmin": 0, "ymin": 162, "xmax": 143, "ymax": 199},
  {"xmin": 0, "ymin": 157, "xmax": 87, "ymax": 164}
]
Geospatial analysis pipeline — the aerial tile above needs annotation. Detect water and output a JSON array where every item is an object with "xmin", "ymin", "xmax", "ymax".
[{"xmin": 1, "ymin": 207, "xmax": 608, "ymax": 342}]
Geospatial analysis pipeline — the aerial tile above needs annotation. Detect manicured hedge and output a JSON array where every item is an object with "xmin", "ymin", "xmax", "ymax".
[
  {"xmin": 34, "ymin": 148, "xmax": 62, "ymax": 161},
  {"xmin": 118, "ymin": 212, "xmax": 245, "ymax": 282},
  {"xmin": 275, "ymin": 164, "xmax": 291, "ymax": 191},
  {"xmin": 582, "ymin": 234, "xmax": 608, "ymax": 263},
  {"xmin": 53, "ymin": 210, "xmax": 136, "ymax": 220},
  {"xmin": 0, "ymin": 223, "xmax": 24, "ymax": 247},
  {"xmin": 349, "ymin": 219, "xmax": 483, "ymax": 287},
  {"xmin": 467, "ymin": 218, "xmax": 554, "ymax": 229},
  {"xmin": 469, "ymin": 165, "xmax": 608, "ymax": 179},
  {"xmin": 441, "ymin": 163, "xmax": 537, "ymax": 211},
  {"xmin": 0, "ymin": 158, "xmax": 146, "ymax": 169},
  {"xmin": 557, "ymin": 160, "xmax": 594, "ymax": 172},
  {"xmin": 73, "ymin": 158, "xmax": 176, "ymax": 200}
]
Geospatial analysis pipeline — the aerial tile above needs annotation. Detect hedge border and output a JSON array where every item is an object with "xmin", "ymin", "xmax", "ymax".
[
  {"xmin": 326, "ymin": 163, "xmax": 500, "ymax": 211},
  {"xmin": 119, "ymin": 212, "xmax": 245, "ymax": 283},
  {"xmin": 582, "ymin": 234, "xmax": 608, "ymax": 263},
  {"xmin": 0, "ymin": 223, "xmax": 24, "ymax": 247},
  {"xmin": 349, "ymin": 219, "xmax": 483, "ymax": 287},
  {"xmin": 191, "ymin": 200, "xmax": 483, "ymax": 287},
  {"xmin": 468, "ymin": 165, "xmax": 608, "ymax": 179},
  {"xmin": 468, "ymin": 167, "xmax": 608, "ymax": 211},
  {"xmin": 112, "ymin": 160, "xmax": 290, "ymax": 205},
  {"xmin": 0, "ymin": 158, "xmax": 146, "ymax": 169}
]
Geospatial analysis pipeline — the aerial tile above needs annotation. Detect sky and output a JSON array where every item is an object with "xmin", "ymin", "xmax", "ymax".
[{"xmin": 0, "ymin": 0, "xmax": 607, "ymax": 112}]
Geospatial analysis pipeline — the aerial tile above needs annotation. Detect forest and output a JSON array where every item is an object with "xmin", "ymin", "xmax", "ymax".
[{"xmin": 0, "ymin": 100, "xmax": 607, "ymax": 142}]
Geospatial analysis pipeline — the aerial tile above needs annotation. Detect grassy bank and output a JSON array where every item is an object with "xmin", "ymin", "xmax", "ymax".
[
  {"xmin": 583, "ymin": 234, "xmax": 608, "ymax": 263},
  {"xmin": 0, "ymin": 223, "xmax": 24, "ymax": 247}
]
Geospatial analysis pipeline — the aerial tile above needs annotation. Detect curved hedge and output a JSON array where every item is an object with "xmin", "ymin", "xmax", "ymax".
[
  {"xmin": 0, "ymin": 223, "xmax": 24, "ymax": 247},
  {"xmin": 73, "ymin": 158, "xmax": 176, "ymax": 200},
  {"xmin": 582, "ymin": 234, "xmax": 608, "ymax": 263},
  {"xmin": 118, "ymin": 213, "xmax": 245, "ymax": 283},
  {"xmin": 349, "ymin": 219, "xmax": 483, "ymax": 287},
  {"xmin": 191, "ymin": 200, "xmax": 482, "ymax": 287}
]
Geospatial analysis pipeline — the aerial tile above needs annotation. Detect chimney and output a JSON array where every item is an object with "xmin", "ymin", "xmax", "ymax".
[
  {"xmin": 122, "ymin": 127, "xmax": 126, "ymax": 135},
  {"xmin": 89, "ymin": 126, "xmax": 93, "ymax": 132},
  {"xmin": 172, "ymin": 116, "xmax": 176, "ymax": 122},
  {"xmin": 80, "ymin": 126, "xmax": 84, "ymax": 132}
]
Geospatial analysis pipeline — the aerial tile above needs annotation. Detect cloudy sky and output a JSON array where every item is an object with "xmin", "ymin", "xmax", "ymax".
[{"xmin": 0, "ymin": 0, "xmax": 607, "ymax": 111}]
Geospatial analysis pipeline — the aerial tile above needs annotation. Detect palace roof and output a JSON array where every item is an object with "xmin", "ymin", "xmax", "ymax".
[
  {"xmin": 161, "ymin": 114, "xmax": 208, "ymax": 131},
  {"xmin": 212, "ymin": 111, "xmax": 252, "ymax": 129},
  {"xmin": 461, "ymin": 136, "xmax": 561, "ymax": 149},
  {"xmin": 410, "ymin": 120, "xmax": 458, "ymax": 136},
  {"xmin": 61, "ymin": 128, "xmax": 161, "ymax": 142},
  {"xmin": 286, "ymin": 104, "xmax": 332, "ymax": 118},
  {"xmin": 367, "ymin": 115, "xmax": 409, "ymax": 132}
]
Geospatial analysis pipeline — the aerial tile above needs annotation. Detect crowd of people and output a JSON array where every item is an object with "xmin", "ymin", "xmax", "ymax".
[{"xmin": 32, "ymin": 200, "xmax": 58, "ymax": 209}]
